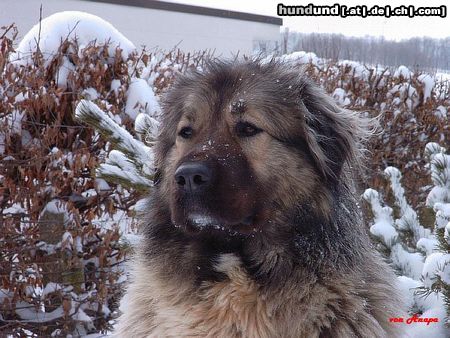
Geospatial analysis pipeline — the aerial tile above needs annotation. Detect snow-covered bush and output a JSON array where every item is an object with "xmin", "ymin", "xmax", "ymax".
[
  {"xmin": 363, "ymin": 142, "xmax": 450, "ymax": 337},
  {"xmin": 0, "ymin": 14, "xmax": 207, "ymax": 336},
  {"xmin": 287, "ymin": 57, "xmax": 449, "ymax": 209},
  {"xmin": 0, "ymin": 18, "xmax": 137, "ymax": 336}
]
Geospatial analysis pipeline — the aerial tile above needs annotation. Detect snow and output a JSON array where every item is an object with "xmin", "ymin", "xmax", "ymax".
[
  {"xmin": 366, "ymin": 143, "xmax": 450, "ymax": 337},
  {"xmin": 56, "ymin": 57, "xmax": 75, "ymax": 90},
  {"xmin": 121, "ymin": 234, "xmax": 142, "ymax": 248},
  {"xmin": 426, "ymin": 151, "xmax": 450, "ymax": 207},
  {"xmin": 15, "ymin": 302, "xmax": 69, "ymax": 323},
  {"xmin": 422, "ymin": 253, "xmax": 450, "ymax": 288},
  {"xmin": 427, "ymin": 187, "xmax": 450, "ymax": 209},
  {"xmin": 61, "ymin": 231, "xmax": 73, "ymax": 250},
  {"xmin": 370, "ymin": 216, "xmax": 398, "ymax": 246},
  {"xmin": 76, "ymin": 100, "xmax": 151, "ymax": 164},
  {"xmin": 14, "ymin": 92, "xmax": 28, "ymax": 103},
  {"xmin": 417, "ymin": 74, "xmax": 435, "ymax": 102},
  {"xmin": 74, "ymin": 308, "xmax": 92, "ymax": 322},
  {"xmin": 10, "ymin": 11, "xmax": 136, "ymax": 66},
  {"xmin": 396, "ymin": 276, "xmax": 421, "ymax": 309},
  {"xmin": 332, "ymin": 88, "xmax": 350, "ymax": 107},
  {"xmin": 0, "ymin": 133, "xmax": 4, "ymax": 155},
  {"xmin": 95, "ymin": 178, "xmax": 111, "ymax": 192},
  {"xmin": 387, "ymin": 81, "xmax": 420, "ymax": 110},
  {"xmin": 425, "ymin": 142, "xmax": 446, "ymax": 158},
  {"xmin": 125, "ymin": 78, "xmax": 161, "ymax": 119},
  {"xmin": 384, "ymin": 166, "xmax": 431, "ymax": 241},
  {"xmin": 135, "ymin": 112, "xmax": 160, "ymax": 141},
  {"xmin": 279, "ymin": 51, "xmax": 319, "ymax": 66},
  {"xmin": 338, "ymin": 60, "xmax": 369, "ymax": 79},
  {"xmin": 439, "ymin": 260, "xmax": 450, "ymax": 284},
  {"xmin": 392, "ymin": 245, "xmax": 424, "ymax": 279},
  {"xmin": 363, "ymin": 189, "xmax": 397, "ymax": 245},
  {"xmin": 433, "ymin": 203, "xmax": 450, "ymax": 230},
  {"xmin": 101, "ymin": 150, "xmax": 152, "ymax": 187},
  {"xmin": 430, "ymin": 154, "xmax": 450, "ymax": 188},
  {"xmin": 445, "ymin": 222, "xmax": 450, "ymax": 245},
  {"xmin": 416, "ymin": 238, "xmax": 439, "ymax": 255},
  {"xmin": 394, "ymin": 65, "xmax": 412, "ymax": 79},
  {"xmin": 75, "ymin": 100, "xmax": 154, "ymax": 185},
  {"xmin": 81, "ymin": 188, "xmax": 97, "ymax": 198},
  {"xmin": 434, "ymin": 105, "xmax": 447, "ymax": 120},
  {"xmin": 111, "ymin": 79, "xmax": 122, "ymax": 97},
  {"xmin": 21, "ymin": 130, "xmax": 33, "ymax": 148},
  {"xmin": 91, "ymin": 204, "xmax": 134, "ymax": 234},
  {"xmin": 132, "ymin": 198, "xmax": 149, "ymax": 213},
  {"xmin": 41, "ymin": 199, "xmax": 69, "ymax": 217},
  {"xmin": 82, "ymin": 87, "xmax": 100, "ymax": 101},
  {"xmin": 2, "ymin": 202, "xmax": 26, "ymax": 215},
  {"xmin": 405, "ymin": 303, "xmax": 448, "ymax": 338},
  {"xmin": 42, "ymin": 282, "xmax": 63, "ymax": 298},
  {"xmin": 7, "ymin": 110, "xmax": 25, "ymax": 134}
]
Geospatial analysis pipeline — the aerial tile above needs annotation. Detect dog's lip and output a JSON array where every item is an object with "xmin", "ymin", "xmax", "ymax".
[
  {"xmin": 187, "ymin": 213, "xmax": 255, "ymax": 231},
  {"xmin": 188, "ymin": 214, "xmax": 219, "ymax": 228}
]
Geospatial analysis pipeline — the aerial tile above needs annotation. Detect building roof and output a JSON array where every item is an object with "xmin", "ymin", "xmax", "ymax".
[{"xmin": 81, "ymin": 0, "xmax": 283, "ymax": 25}]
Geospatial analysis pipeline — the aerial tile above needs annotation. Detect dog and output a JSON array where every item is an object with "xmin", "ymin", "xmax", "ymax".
[{"xmin": 114, "ymin": 60, "xmax": 405, "ymax": 337}]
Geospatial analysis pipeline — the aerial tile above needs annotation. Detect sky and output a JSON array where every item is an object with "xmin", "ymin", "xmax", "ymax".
[{"xmin": 166, "ymin": 0, "xmax": 450, "ymax": 40}]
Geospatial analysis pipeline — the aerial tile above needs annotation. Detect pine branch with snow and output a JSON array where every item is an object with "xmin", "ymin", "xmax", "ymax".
[
  {"xmin": 75, "ymin": 100, "xmax": 155, "ymax": 191},
  {"xmin": 423, "ymin": 143, "xmax": 450, "ymax": 320},
  {"xmin": 384, "ymin": 166, "xmax": 431, "ymax": 243},
  {"xmin": 363, "ymin": 188, "xmax": 424, "ymax": 279},
  {"xmin": 364, "ymin": 142, "xmax": 450, "ymax": 335}
]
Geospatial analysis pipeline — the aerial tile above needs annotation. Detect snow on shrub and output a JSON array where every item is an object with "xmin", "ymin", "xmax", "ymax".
[
  {"xmin": 10, "ymin": 11, "xmax": 136, "ymax": 66},
  {"xmin": 394, "ymin": 65, "xmax": 413, "ymax": 79},
  {"xmin": 125, "ymin": 78, "xmax": 161, "ymax": 119},
  {"xmin": 0, "ymin": 12, "xmax": 209, "ymax": 336},
  {"xmin": 278, "ymin": 51, "xmax": 320, "ymax": 66},
  {"xmin": 275, "ymin": 51, "xmax": 448, "ymax": 211},
  {"xmin": 363, "ymin": 142, "xmax": 450, "ymax": 337}
]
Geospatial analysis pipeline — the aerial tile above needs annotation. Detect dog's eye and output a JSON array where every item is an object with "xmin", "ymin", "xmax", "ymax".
[
  {"xmin": 235, "ymin": 122, "xmax": 262, "ymax": 137},
  {"xmin": 178, "ymin": 127, "xmax": 193, "ymax": 139}
]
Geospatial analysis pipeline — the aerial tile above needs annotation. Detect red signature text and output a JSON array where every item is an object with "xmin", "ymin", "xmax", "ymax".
[{"xmin": 389, "ymin": 315, "xmax": 439, "ymax": 325}]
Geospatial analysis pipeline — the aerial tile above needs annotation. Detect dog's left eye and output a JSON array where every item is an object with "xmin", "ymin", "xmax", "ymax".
[
  {"xmin": 178, "ymin": 126, "xmax": 193, "ymax": 139},
  {"xmin": 235, "ymin": 122, "xmax": 262, "ymax": 137}
]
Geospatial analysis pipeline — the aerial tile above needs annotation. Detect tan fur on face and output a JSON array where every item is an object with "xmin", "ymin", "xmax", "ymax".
[{"xmin": 243, "ymin": 132, "xmax": 331, "ymax": 216}]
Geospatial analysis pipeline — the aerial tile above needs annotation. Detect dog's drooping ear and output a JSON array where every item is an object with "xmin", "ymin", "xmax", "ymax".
[{"xmin": 299, "ymin": 80, "xmax": 369, "ymax": 182}]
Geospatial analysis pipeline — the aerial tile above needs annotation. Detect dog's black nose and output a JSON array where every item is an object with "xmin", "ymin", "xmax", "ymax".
[{"xmin": 175, "ymin": 162, "xmax": 212, "ymax": 193}]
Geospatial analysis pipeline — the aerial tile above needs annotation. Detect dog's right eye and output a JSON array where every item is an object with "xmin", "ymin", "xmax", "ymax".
[
  {"xmin": 235, "ymin": 122, "xmax": 262, "ymax": 138},
  {"xmin": 178, "ymin": 127, "xmax": 193, "ymax": 139}
]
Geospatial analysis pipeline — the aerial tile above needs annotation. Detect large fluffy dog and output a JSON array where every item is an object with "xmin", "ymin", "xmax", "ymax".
[{"xmin": 115, "ymin": 60, "xmax": 405, "ymax": 337}]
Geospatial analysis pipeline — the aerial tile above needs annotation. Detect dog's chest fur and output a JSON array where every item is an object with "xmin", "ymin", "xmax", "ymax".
[
  {"xmin": 120, "ymin": 254, "xmax": 277, "ymax": 338},
  {"xmin": 116, "ymin": 253, "xmax": 397, "ymax": 338},
  {"xmin": 185, "ymin": 254, "xmax": 276, "ymax": 338}
]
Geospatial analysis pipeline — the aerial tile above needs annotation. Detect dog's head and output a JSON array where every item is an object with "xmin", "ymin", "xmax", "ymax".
[{"xmin": 154, "ymin": 60, "xmax": 367, "ymax": 235}]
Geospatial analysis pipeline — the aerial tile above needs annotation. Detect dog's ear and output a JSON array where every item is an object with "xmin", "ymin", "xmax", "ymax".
[{"xmin": 299, "ymin": 81, "xmax": 367, "ymax": 181}]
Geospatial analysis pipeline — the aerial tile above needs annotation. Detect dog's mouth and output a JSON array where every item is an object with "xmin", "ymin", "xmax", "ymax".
[{"xmin": 176, "ymin": 212, "xmax": 258, "ymax": 235}]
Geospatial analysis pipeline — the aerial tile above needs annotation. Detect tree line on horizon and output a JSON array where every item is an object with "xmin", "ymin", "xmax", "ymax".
[{"xmin": 279, "ymin": 30, "xmax": 450, "ymax": 72}]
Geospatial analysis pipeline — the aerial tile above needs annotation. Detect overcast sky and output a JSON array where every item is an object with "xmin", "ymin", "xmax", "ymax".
[{"xmin": 166, "ymin": 0, "xmax": 450, "ymax": 40}]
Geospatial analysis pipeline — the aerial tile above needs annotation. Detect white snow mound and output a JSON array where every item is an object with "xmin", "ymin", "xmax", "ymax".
[
  {"xmin": 126, "ymin": 78, "xmax": 161, "ymax": 119},
  {"xmin": 394, "ymin": 65, "xmax": 412, "ymax": 79},
  {"xmin": 11, "ymin": 11, "xmax": 136, "ymax": 66}
]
